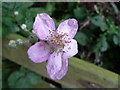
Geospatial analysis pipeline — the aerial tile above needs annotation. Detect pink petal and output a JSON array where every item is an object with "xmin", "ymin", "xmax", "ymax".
[
  {"xmin": 63, "ymin": 39, "xmax": 78, "ymax": 59},
  {"xmin": 33, "ymin": 13, "xmax": 55, "ymax": 40},
  {"xmin": 53, "ymin": 58, "xmax": 68, "ymax": 80},
  {"xmin": 27, "ymin": 41, "xmax": 51, "ymax": 63},
  {"xmin": 46, "ymin": 52, "xmax": 62, "ymax": 80},
  {"xmin": 57, "ymin": 19, "xmax": 78, "ymax": 38}
]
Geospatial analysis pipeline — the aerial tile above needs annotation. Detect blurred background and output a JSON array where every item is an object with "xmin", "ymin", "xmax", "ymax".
[{"xmin": 2, "ymin": 2, "xmax": 120, "ymax": 88}]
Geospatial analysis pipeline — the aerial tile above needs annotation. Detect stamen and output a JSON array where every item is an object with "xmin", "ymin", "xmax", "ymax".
[
  {"xmin": 68, "ymin": 47, "xmax": 71, "ymax": 49},
  {"xmin": 48, "ymin": 30, "xmax": 71, "ymax": 51}
]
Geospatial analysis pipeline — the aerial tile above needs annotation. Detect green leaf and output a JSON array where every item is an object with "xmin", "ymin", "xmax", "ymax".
[
  {"xmin": 106, "ymin": 17, "xmax": 118, "ymax": 34},
  {"xmin": 113, "ymin": 35, "xmax": 118, "ymax": 45},
  {"xmin": 0, "ymin": 29, "xmax": 2, "ymax": 38},
  {"xmin": 74, "ymin": 31, "xmax": 89, "ymax": 46},
  {"xmin": 25, "ymin": 11, "xmax": 33, "ymax": 30},
  {"xmin": 14, "ymin": 2, "xmax": 34, "ymax": 9},
  {"xmin": 16, "ymin": 7, "xmax": 46, "ymax": 30},
  {"xmin": 113, "ymin": 27, "xmax": 120, "ymax": 46},
  {"xmin": 111, "ymin": 3, "xmax": 119, "ymax": 15},
  {"xmin": 16, "ymin": 8, "xmax": 33, "ymax": 30},
  {"xmin": 106, "ymin": 16, "xmax": 115, "ymax": 25},
  {"xmin": 2, "ymin": 2, "xmax": 34, "ymax": 11},
  {"xmin": 2, "ymin": 65, "xmax": 11, "ymax": 88},
  {"xmin": 45, "ymin": 2, "xmax": 55, "ymax": 15},
  {"xmin": 2, "ymin": 16, "xmax": 20, "ymax": 37},
  {"xmin": 100, "ymin": 36, "xmax": 108, "ymax": 52},
  {"xmin": 2, "ymin": 2, "xmax": 34, "ymax": 33},
  {"xmin": 91, "ymin": 15, "xmax": 108, "ymax": 31},
  {"xmin": 73, "ymin": 7, "xmax": 87, "ymax": 21},
  {"xmin": 8, "ymin": 71, "xmax": 24, "ymax": 88},
  {"xmin": 62, "ymin": 14, "xmax": 71, "ymax": 20},
  {"xmin": 15, "ymin": 8, "xmax": 27, "ymax": 24},
  {"xmin": 93, "ymin": 35, "xmax": 108, "ymax": 52},
  {"xmin": 30, "ymin": 8, "xmax": 45, "ymax": 18},
  {"xmin": 2, "ymin": 17, "xmax": 13, "ymax": 26},
  {"xmin": 68, "ymin": 2, "xmax": 76, "ymax": 10},
  {"xmin": 8, "ymin": 67, "xmax": 41, "ymax": 88},
  {"xmin": 108, "ymin": 25, "xmax": 117, "ymax": 34}
]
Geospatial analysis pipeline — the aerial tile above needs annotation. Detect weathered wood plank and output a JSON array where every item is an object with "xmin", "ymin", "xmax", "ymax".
[{"xmin": 1, "ymin": 34, "xmax": 119, "ymax": 88}]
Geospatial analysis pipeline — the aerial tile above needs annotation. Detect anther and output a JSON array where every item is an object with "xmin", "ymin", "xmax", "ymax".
[{"xmin": 68, "ymin": 47, "xmax": 71, "ymax": 49}]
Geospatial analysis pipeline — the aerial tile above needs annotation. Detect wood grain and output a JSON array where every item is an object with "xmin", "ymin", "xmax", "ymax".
[{"xmin": 1, "ymin": 34, "xmax": 119, "ymax": 88}]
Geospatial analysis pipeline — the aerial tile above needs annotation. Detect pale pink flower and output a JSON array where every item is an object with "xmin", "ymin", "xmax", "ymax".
[{"xmin": 27, "ymin": 13, "xmax": 78, "ymax": 80}]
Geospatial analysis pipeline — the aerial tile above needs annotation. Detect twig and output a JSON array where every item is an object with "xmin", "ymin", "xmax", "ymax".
[{"xmin": 79, "ymin": 20, "xmax": 90, "ymax": 30}]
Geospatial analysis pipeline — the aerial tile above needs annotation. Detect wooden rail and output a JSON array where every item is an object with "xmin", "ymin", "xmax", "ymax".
[{"xmin": 1, "ymin": 34, "xmax": 119, "ymax": 88}]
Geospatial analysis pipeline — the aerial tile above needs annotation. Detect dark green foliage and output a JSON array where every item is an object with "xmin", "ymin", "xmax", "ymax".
[
  {"xmin": 94, "ymin": 35, "xmax": 108, "ymax": 52},
  {"xmin": 74, "ymin": 7, "xmax": 87, "ymax": 21},
  {"xmin": 74, "ymin": 31, "xmax": 89, "ymax": 46},
  {"xmin": 91, "ymin": 15, "xmax": 108, "ymax": 31},
  {"xmin": 113, "ymin": 27, "xmax": 120, "ymax": 46},
  {"xmin": 2, "ymin": 59, "xmax": 42, "ymax": 88},
  {"xmin": 8, "ymin": 67, "xmax": 41, "ymax": 88},
  {"xmin": 2, "ymin": 59, "xmax": 21, "ymax": 88},
  {"xmin": 2, "ymin": 2, "xmax": 34, "ymax": 37}
]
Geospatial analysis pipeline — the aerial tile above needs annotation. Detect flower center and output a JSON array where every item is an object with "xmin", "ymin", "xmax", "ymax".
[{"xmin": 48, "ymin": 30, "xmax": 70, "ymax": 49}]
